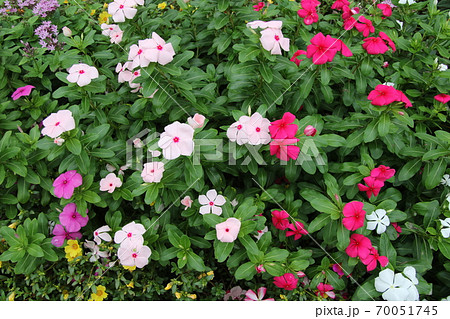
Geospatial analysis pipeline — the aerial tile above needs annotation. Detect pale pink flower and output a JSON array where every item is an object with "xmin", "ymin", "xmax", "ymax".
[
  {"xmin": 187, "ymin": 113, "xmax": 206, "ymax": 129},
  {"xmin": 108, "ymin": 0, "xmax": 137, "ymax": 23},
  {"xmin": 42, "ymin": 110, "xmax": 75, "ymax": 138},
  {"xmin": 223, "ymin": 286, "xmax": 246, "ymax": 301},
  {"xmin": 199, "ymin": 189, "xmax": 226, "ymax": 215},
  {"xmin": 142, "ymin": 32, "xmax": 176, "ymax": 66},
  {"xmin": 84, "ymin": 240, "xmax": 110, "ymax": 262},
  {"xmin": 118, "ymin": 243, "xmax": 151, "ymax": 268},
  {"xmin": 106, "ymin": 164, "xmax": 116, "ymax": 172},
  {"xmin": 148, "ymin": 149, "xmax": 161, "ymax": 157},
  {"xmin": 101, "ymin": 23, "xmax": 120, "ymax": 36},
  {"xmin": 141, "ymin": 162, "xmax": 165, "ymax": 183},
  {"xmin": 53, "ymin": 137, "xmax": 65, "ymax": 146},
  {"xmin": 227, "ymin": 115, "xmax": 251, "ymax": 145},
  {"xmin": 146, "ymin": 89, "xmax": 158, "ymax": 98},
  {"xmin": 67, "ymin": 63, "xmax": 99, "ymax": 87},
  {"xmin": 304, "ymin": 125, "xmax": 317, "ymax": 136},
  {"xmin": 115, "ymin": 62, "xmax": 133, "ymax": 83},
  {"xmin": 11, "ymin": 85, "xmax": 35, "ymax": 100},
  {"xmin": 245, "ymin": 287, "xmax": 274, "ymax": 301},
  {"xmin": 114, "ymin": 222, "xmax": 145, "ymax": 247},
  {"xmin": 181, "ymin": 196, "xmax": 193, "ymax": 210},
  {"xmin": 93, "ymin": 225, "xmax": 112, "ymax": 245},
  {"xmin": 260, "ymin": 28, "xmax": 290, "ymax": 55},
  {"xmin": 216, "ymin": 217, "xmax": 241, "ymax": 242},
  {"xmin": 128, "ymin": 42, "xmax": 152, "ymax": 68},
  {"xmin": 110, "ymin": 30, "xmax": 123, "ymax": 44},
  {"xmin": 158, "ymin": 121, "xmax": 194, "ymax": 160},
  {"xmin": 99, "ymin": 173, "xmax": 122, "ymax": 193},
  {"xmin": 245, "ymin": 112, "xmax": 271, "ymax": 145},
  {"xmin": 246, "ymin": 20, "xmax": 283, "ymax": 30},
  {"xmin": 62, "ymin": 26, "xmax": 72, "ymax": 37},
  {"xmin": 133, "ymin": 138, "xmax": 144, "ymax": 148}
]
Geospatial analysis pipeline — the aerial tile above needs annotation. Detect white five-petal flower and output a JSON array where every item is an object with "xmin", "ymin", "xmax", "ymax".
[
  {"xmin": 441, "ymin": 174, "xmax": 450, "ymax": 187},
  {"xmin": 198, "ymin": 189, "xmax": 226, "ymax": 215},
  {"xmin": 366, "ymin": 209, "xmax": 390, "ymax": 234},
  {"xmin": 440, "ymin": 218, "xmax": 450, "ymax": 238},
  {"xmin": 375, "ymin": 269, "xmax": 412, "ymax": 301},
  {"xmin": 93, "ymin": 225, "xmax": 112, "ymax": 245},
  {"xmin": 67, "ymin": 63, "xmax": 99, "ymax": 87}
]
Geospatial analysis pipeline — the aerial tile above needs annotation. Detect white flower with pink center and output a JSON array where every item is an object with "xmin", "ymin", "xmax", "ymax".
[
  {"xmin": 245, "ymin": 112, "xmax": 271, "ymax": 145},
  {"xmin": 118, "ymin": 243, "xmax": 151, "ymax": 268},
  {"xmin": 115, "ymin": 62, "xmax": 133, "ymax": 83},
  {"xmin": 114, "ymin": 221, "xmax": 145, "ymax": 248},
  {"xmin": 142, "ymin": 32, "xmax": 176, "ymax": 66},
  {"xmin": 110, "ymin": 30, "xmax": 123, "ymax": 44},
  {"xmin": 158, "ymin": 121, "xmax": 194, "ymax": 160},
  {"xmin": 198, "ymin": 189, "xmax": 226, "ymax": 215},
  {"xmin": 99, "ymin": 173, "xmax": 122, "ymax": 193},
  {"xmin": 101, "ymin": 23, "xmax": 120, "ymax": 36},
  {"xmin": 42, "ymin": 110, "xmax": 76, "ymax": 138},
  {"xmin": 128, "ymin": 42, "xmax": 152, "ymax": 69},
  {"xmin": 66, "ymin": 63, "xmax": 99, "ymax": 87},
  {"xmin": 254, "ymin": 226, "xmax": 268, "ymax": 241},
  {"xmin": 187, "ymin": 113, "xmax": 206, "ymax": 129},
  {"xmin": 53, "ymin": 137, "xmax": 65, "ymax": 146},
  {"xmin": 259, "ymin": 27, "xmax": 290, "ymax": 55},
  {"xmin": 93, "ymin": 225, "xmax": 112, "ymax": 245},
  {"xmin": 84, "ymin": 240, "xmax": 110, "ymax": 262},
  {"xmin": 216, "ymin": 217, "xmax": 241, "ymax": 243},
  {"xmin": 246, "ymin": 20, "xmax": 283, "ymax": 30},
  {"xmin": 141, "ymin": 162, "xmax": 165, "ymax": 183},
  {"xmin": 227, "ymin": 115, "xmax": 250, "ymax": 145},
  {"xmin": 108, "ymin": 0, "xmax": 137, "ymax": 23}
]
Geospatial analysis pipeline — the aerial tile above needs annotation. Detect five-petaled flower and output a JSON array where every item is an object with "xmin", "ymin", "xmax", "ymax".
[
  {"xmin": 158, "ymin": 121, "xmax": 194, "ymax": 160},
  {"xmin": 342, "ymin": 201, "xmax": 366, "ymax": 231},
  {"xmin": 244, "ymin": 287, "xmax": 274, "ymax": 301},
  {"xmin": 67, "ymin": 63, "xmax": 99, "ymax": 87},
  {"xmin": 366, "ymin": 209, "xmax": 390, "ymax": 234},
  {"xmin": 273, "ymin": 273, "xmax": 298, "ymax": 290},
  {"xmin": 53, "ymin": 170, "xmax": 83, "ymax": 199},
  {"xmin": 59, "ymin": 203, "xmax": 89, "ymax": 233},
  {"xmin": 11, "ymin": 85, "xmax": 35, "ymax": 100},
  {"xmin": 141, "ymin": 162, "xmax": 165, "ymax": 183},
  {"xmin": 199, "ymin": 189, "xmax": 226, "ymax": 215},
  {"xmin": 99, "ymin": 173, "xmax": 122, "ymax": 193},
  {"xmin": 42, "ymin": 110, "xmax": 76, "ymax": 138},
  {"xmin": 216, "ymin": 217, "xmax": 241, "ymax": 243}
]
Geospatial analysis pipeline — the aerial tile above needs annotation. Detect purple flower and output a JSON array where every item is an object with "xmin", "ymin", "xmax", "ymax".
[
  {"xmin": 34, "ymin": 20, "xmax": 60, "ymax": 51},
  {"xmin": 11, "ymin": 85, "xmax": 35, "ymax": 100},
  {"xmin": 59, "ymin": 203, "xmax": 89, "ymax": 232},
  {"xmin": 53, "ymin": 170, "xmax": 82, "ymax": 199},
  {"xmin": 51, "ymin": 224, "xmax": 82, "ymax": 247}
]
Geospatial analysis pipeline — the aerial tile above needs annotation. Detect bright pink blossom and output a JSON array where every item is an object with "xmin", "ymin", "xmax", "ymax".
[
  {"xmin": 273, "ymin": 273, "xmax": 298, "ymax": 290},
  {"xmin": 367, "ymin": 84, "xmax": 399, "ymax": 106},
  {"xmin": 245, "ymin": 287, "xmax": 274, "ymax": 301},
  {"xmin": 59, "ymin": 203, "xmax": 89, "ymax": 233},
  {"xmin": 342, "ymin": 201, "xmax": 366, "ymax": 231},
  {"xmin": 355, "ymin": 16, "xmax": 375, "ymax": 37},
  {"xmin": 396, "ymin": 90, "xmax": 412, "ymax": 107},
  {"xmin": 297, "ymin": 2, "xmax": 319, "ymax": 25},
  {"xmin": 332, "ymin": 263, "xmax": 344, "ymax": 277},
  {"xmin": 371, "ymin": 165, "xmax": 395, "ymax": 181},
  {"xmin": 377, "ymin": 4, "xmax": 392, "ymax": 17},
  {"xmin": 290, "ymin": 50, "xmax": 306, "ymax": 66},
  {"xmin": 286, "ymin": 221, "xmax": 308, "ymax": 240},
  {"xmin": 345, "ymin": 233, "xmax": 372, "ymax": 259},
  {"xmin": 11, "ymin": 85, "xmax": 35, "ymax": 100},
  {"xmin": 53, "ymin": 170, "xmax": 82, "ymax": 199},
  {"xmin": 379, "ymin": 32, "xmax": 396, "ymax": 52},
  {"xmin": 332, "ymin": 0, "xmax": 349, "ymax": 10},
  {"xmin": 271, "ymin": 210, "xmax": 290, "ymax": 230},
  {"xmin": 434, "ymin": 93, "xmax": 450, "ymax": 104},
  {"xmin": 270, "ymin": 138, "xmax": 300, "ymax": 161},
  {"xmin": 306, "ymin": 33, "xmax": 338, "ymax": 65},
  {"xmin": 343, "ymin": 16, "xmax": 357, "ymax": 30},
  {"xmin": 361, "ymin": 247, "xmax": 389, "ymax": 271},
  {"xmin": 269, "ymin": 112, "xmax": 298, "ymax": 139},
  {"xmin": 51, "ymin": 224, "xmax": 82, "ymax": 247},
  {"xmin": 253, "ymin": 2, "xmax": 265, "ymax": 11},
  {"xmin": 316, "ymin": 283, "xmax": 335, "ymax": 299},
  {"xmin": 362, "ymin": 37, "xmax": 389, "ymax": 55},
  {"xmin": 181, "ymin": 196, "xmax": 193, "ymax": 210},
  {"xmin": 392, "ymin": 222, "xmax": 402, "ymax": 237},
  {"xmin": 358, "ymin": 176, "xmax": 385, "ymax": 199}
]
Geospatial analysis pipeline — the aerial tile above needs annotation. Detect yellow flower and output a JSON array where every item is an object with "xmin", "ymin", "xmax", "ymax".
[
  {"xmin": 158, "ymin": 2, "xmax": 167, "ymax": 10},
  {"xmin": 197, "ymin": 273, "xmax": 206, "ymax": 279},
  {"xmin": 127, "ymin": 281, "xmax": 134, "ymax": 288},
  {"xmin": 206, "ymin": 270, "xmax": 214, "ymax": 277},
  {"xmin": 8, "ymin": 292, "xmax": 15, "ymax": 301},
  {"xmin": 90, "ymin": 9, "xmax": 96, "ymax": 16},
  {"xmin": 62, "ymin": 290, "xmax": 69, "ymax": 300},
  {"xmin": 103, "ymin": 3, "xmax": 108, "ymax": 9},
  {"xmin": 150, "ymin": 201, "xmax": 155, "ymax": 206},
  {"xmin": 280, "ymin": 294, "xmax": 288, "ymax": 301},
  {"xmin": 8, "ymin": 222, "xmax": 18, "ymax": 229},
  {"xmin": 175, "ymin": 292, "xmax": 182, "ymax": 299},
  {"xmin": 187, "ymin": 294, "xmax": 197, "ymax": 299},
  {"xmin": 0, "ymin": 261, "xmax": 2, "ymax": 268},
  {"xmin": 170, "ymin": 4, "xmax": 174, "ymax": 9},
  {"xmin": 63, "ymin": 0, "xmax": 68, "ymax": 3},
  {"xmin": 123, "ymin": 265, "xmax": 136, "ymax": 272},
  {"xmin": 164, "ymin": 282, "xmax": 173, "ymax": 290},
  {"xmin": 64, "ymin": 240, "xmax": 82, "ymax": 260},
  {"xmin": 98, "ymin": 11, "xmax": 111, "ymax": 24},
  {"xmin": 91, "ymin": 285, "xmax": 108, "ymax": 301},
  {"xmin": 268, "ymin": 0, "xmax": 273, "ymax": 3}
]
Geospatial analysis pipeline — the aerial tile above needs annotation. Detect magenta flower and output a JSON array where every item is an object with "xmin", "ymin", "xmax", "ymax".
[
  {"xmin": 53, "ymin": 170, "xmax": 83, "ymax": 199},
  {"xmin": 332, "ymin": 263, "xmax": 345, "ymax": 277},
  {"xmin": 59, "ymin": 203, "xmax": 89, "ymax": 232},
  {"xmin": 316, "ymin": 283, "xmax": 335, "ymax": 299},
  {"xmin": 371, "ymin": 165, "xmax": 395, "ymax": 182},
  {"xmin": 269, "ymin": 112, "xmax": 298, "ymax": 139},
  {"xmin": 306, "ymin": 33, "xmax": 338, "ymax": 65},
  {"xmin": 51, "ymin": 224, "xmax": 82, "ymax": 247},
  {"xmin": 434, "ymin": 93, "xmax": 450, "ymax": 104},
  {"xmin": 345, "ymin": 234, "xmax": 372, "ymax": 259},
  {"xmin": 355, "ymin": 16, "xmax": 375, "ymax": 37},
  {"xmin": 377, "ymin": 4, "xmax": 392, "ymax": 17},
  {"xmin": 271, "ymin": 210, "xmax": 290, "ymax": 230},
  {"xmin": 358, "ymin": 176, "xmax": 384, "ymax": 199},
  {"xmin": 273, "ymin": 273, "xmax": 298, "ymax": 290},
  {"xmin": 285, "ymin": 221, "xmax": 308, "ymax": 240},
  {"xmin": 304, "ymin": 125, "xmax": 317, "ymax": 136},
  {"xmin": 331, "ymin": 0, "xmax": 349, "ymax": 10},
  {"xmin": 342, "ymin": 201, "xmax": 366, "ymax": 231},
  {"xmin": 367, "ymin": 84, "xmax": 399, "ymax": 106},
  {"xmin": 361, "ymin": 247, "xmax": 389, "ymax": 271},
  {"xmin": 269, "ymin": 138, "xmax": 300, "ymax": 162},
  {"xmin": 11, "ymin": 85, "xmax": 35, "ymax": 100}
]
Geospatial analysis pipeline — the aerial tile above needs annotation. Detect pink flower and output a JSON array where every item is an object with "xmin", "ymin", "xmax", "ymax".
[
  {"xmin": 108, "ymin": 0, "xmax": 137, "ymax": 23},
  {"xmin": 246, "ymin": 20, "xmax": 283, "ymax": 30},
  {"xmin": 199, "ymin": 189, "xmax": 226, "ymax": 215},
  {"xmin": 181, "ymin": 196, "xmax": 193, "ymax": 210},
  {"xmin": 142, "ymin": 32, "xmax": 176, "ymax": 66},
  {"xmin": 343, "ymin": 16, "xmax": 357, "ymax": 30},
  {"xmin": 383, "ymin": 61, "xmax": 389, "ymax": 68},
  {"xmin": 273, "ymin": 273, "xmax": 298, "ymax": 290},
  {"xmin": 342, "ymin": 201, "xmax": 366, "ymax": 231},
  {"xmin": 227, "ymin": 116, "xmax": 251, "ymax": 145},
  {"xmin": 256, "ymin": 264, "xmax": 266, "ymax": 273},
  {"xmin": 342, "ymin": 5, "xmax": 359, "ymax": 20},
  {"xmin": 259, "ymin": 27, "xmax": 290, "ymax": 55},
  {"xmin": 286, "ymin": 221, "xmax": 308, "ymax": 240},
  {"xmin": 245, "ymin": 287, "xmax": 274, "ymax": 301},
  {"xmin": 367, "ymin": 84, "xmax": 399, "ymax": 106},
  {"xmin": 115, "ymin": 62, "xmax": 133, "ymax": 83},
  {"xmin": 118, "ymin": 243, "xmax": 152, "ymax": 268},
  {"xmin": 67, "ymin": 63, "xmax": 99, "ymax": 87},
  {"xmin": 84, "ymin": 240, "xmax": 110, "ymax": 262},
  {"xmin": 101, "ymin": 23, "xmax": 120, "ymax": 37},
  {"xmin": 158, "ymin": 121, "xmax": 194, "ymax": 160},
  {"xmin": 356, "ymin": 16, "xmax": 375, "ymax": 37},
  {"xmin": 114, "ymin": 222, "xmax": 145, "ymax": 248},
  {"xmin": 361, "ymin": 247, "xmax": 389, "ymax": 271},
  {"xmin": 59, "ymin": 203, "xmax": 89, "ymax": 233},
  {"xmin": 110, "ymin": 30, "xmax": 123, "ymax": 44},
  {"xmin": 254, "ymin": 226, "xmax": 268, "ymax": 241},
  {"xmin": 245, "ymin": 113, "xmax": 271, "ymax": 145},
  {"xmin": 377, "ymin": 4, "xmax": 392, "ymax": 17},
  {"xmin": 141, "ymin": 162, "xmax": 165, "ymax": 183},
  {"xmin": 53, "ymin": 137, "xmax": 64, "ymax": 146},
  {"xmin": 316, "ymin": 283, "xmax": 335, "ymax": 299},
  {"xmin": 358, "ymin": 176, "xmax": 384, "ymax": 199},
  {"xmin": 306, "ymin": 33, "xmax": 338, "ymax": 65},
  {"xmin": 371, "ymin": 165, "xmax": 395, "ymax": 181},
  {"xmin": 216, "ymin": 217, "xmax": 241, "ymax": 243},
  {"xmin": 379, "ymin": 32, "xmax": 396, "ymax": 52},
  {"xmin": 297, "ymin": 3, "xmax": 319, "ymax": 25},
  {"xmin": 41, "ymin": 110, "xmax": 76, "ymax": 138},
  {"xmin": 187, "ymin": 113, "xmax": 206, "ymax": 129},
  {"xmin": 269, "ymin": 112, "xmax": 298, "ymax": 139},
  {"xmin": 362, "ymin": 37, "xmax": 389, "ymax": 55},
  {"xmin": 304, "ymin": 125, "xmax": 317, "ymax": 136},
  {"xmin": 93, "ymin": 225, "xmax": 112, "ymax": 245},
  {"xmin": 133, "ymin": 138, "xmax": 144, "ymax": 148},
  {"xmin": 331, "ymin": 0, "xmax": 349, "ymax": 10},
  {"xmin": 434, "ymin": 93, "xmax": 450, "ymax": 104},
  {"xmin": 392, "ymin": 222, "xmax": 402, "ymax": 237},
  {"xmin": 129, "ymin": 42, "xmax": 152, "ymax": 68},
  {"xmin": 99, "ymin": 173, "xmax": 122, "ymax": 193},
  {"xmin": 332, "ymin": 263, "xmax": 345, "ymax": 277},
  {"xmin": 271, "ymin": 210, "xmax": 290, "ymax": 230},
  {"xmin": 253, "ymin": 2, "xmax": 265, "ymax": 11},
  {"xmin": 51, "ymin": 224, "xmax": 82, "ymax": 247},
  {"xmin": 290, "ymin": 50, "xmax": 306, "ymax": 66},
  {"xmin": 345, "ymin": 233, "xmax": 372, "ymax": 259},
  {"xmin": 11, "ymin": 85, "xmax": 35, "ymax": 100},
  {"xmin": 270, "ymin": 138, "xmax": 300, "ymax": 161},
  {"xmin": 53, "ymin": 170, "xmax": 83, "ymax": 199}
]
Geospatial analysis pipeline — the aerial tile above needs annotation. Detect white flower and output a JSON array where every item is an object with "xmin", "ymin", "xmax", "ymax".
[
  {"xmin": 158, "ymin": 121, "xmax": 194, "ymax": 160},
  {"xmin": 366, "ymin": 209, "xmax": 390, "ymax": 234},
  {"xmin": 141, "ymin": 162, "xmax": 165, "ymax": 183},
  {"xmin": 53, "ymin": 137, "xmax": 65, "ymax": 146},
  {"xmin": 440, "ymin": 218, "xmax": 450, "ymax": 238},
  {"xmin": 375, "ymin": 269, "xmax": 412, "ymax": 301},
  {"xmin": 246, "ymin": 20, "xmax": 283, "ymax": 30},
  {"xmin": 254, "ymin": 226, "xmax": 268, "ymax": 241},
  {"xmin": 110, "ymin": 30, "xmax": 123, "ymax": 44},
  {"xmin": 244, "ymin": 112, "xmax": 271, "ymax": 146},
  {"xmin": 67, "ymin": 63, "xmax": 99, "ymax": 87},
  {"xmin": 94, "ymin": 225, "xmax": 112, "ymax": 245},
  {"xmin": 403, "ymin": 266, "xmax": 419, "ymax": 301},
  {"xmin": 396, "ymin": 20, "xmax": 404, "ymax": 30},
  {"xmin": 114, "ymin": 222, "xmax": 145, "ymax": 248},
  {"xmin": 441, "ymin": 174, "xmax": 450, "ymax": 187},
  {"xmin": 227, "ymin": 115, "xmax": 251, "ymax": 145},
  {"xmin": 101, "ymin": 23, "xmax": 120, "ymax": 36},
  {"xmin": 99, "ymin": 173, "xmax": 122, "ymax": 193},
  {"xmin": 108, "ymin": 0, "xmax": 137, "ymax": 23},
  {"xmin": 230, "ymin": 199, "xmax": 239, "ymax": 207},
  {"xmin": 198, "ymin": 189, "xmax": 226, "ymax": 215},
  {"xmin": 148, "ymin": 149, "xmax": 161, "ymax": 157},
  {"xmin": 382, "ymin": 82, "xmax": 395, "ymax": 87},
  {"xmin": 62, "ymin": 26, "xmax": 72, "ymax": 37},
  {"xmin": 84, "ymin": 240, "xmax": 110, "ymax": 262},
  {"xmin": 398, "ymin": 0, "xmax": 416, "ymax": 4},
  {"xmin": 438, "ymin": 64, "xmax": 448, "ymax": 72},
  {"xmin": 106, "ymin": 164, "xmax": 116, "ymax": 172},
  {"xmin": 259, "ymin": 27, "xmax": 290, "ymax": 55}
]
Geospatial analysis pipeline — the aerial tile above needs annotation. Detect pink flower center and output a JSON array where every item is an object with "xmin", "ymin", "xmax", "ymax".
[
  {"xmin": 95, "ymin": 232, "xmax": 99, "ymax": 236},
  {"xmin": 63, "ymin": 180, "xmax": 68, "ymax": 184},
  {"xmin": 127, "ymin": 232, "xmax": 132, "ymax": 238},
  {"xmin": 209, "ymin": 201, "xmax": 214, "ymax": 206},
  {"xmin": 274, "ymin": 35, "xmax": 280, "ymax": 41},
  {"xmin": 173, "ymin": 137, "xmax": 180, "ymax": 143},
  {"xmin": 137, "ymin": 49, "xmax": 143, "ymax": 55},
  {"xmin": 72, "ymin": 214, "xmax": 77, "ymax": 219},
  {"xmin": 55, "ymin": 122, "xmax": 60, "ymax": 126},
  {"xmin": 109, "ymin": 183, "xmax": 113, "ymax": 187},
  {"xmin": 119, "ymin": 4, "xmax": 124, "ymax": 9},
  {"xmin": 134, "ymin": 71, "xmax": 139, "ymax": 76},
  {"xmin": 79, "ymin": 70, "xmax": 85, "ymax": 74},
  {"xmin": 225, "ymin": 228, "xmax": 230, "ymax": 232},
  {"xmin": 157, "ymin": 45, "xmax": 163, "ymax": 50},
  {"xmin": 237, "ymin": 124, "xmax": 242, "ymax": 130},
  {"xmin": 256, "ymin": 127, "xmax": 261, "ymax": 132},
  {"xmin": 132, "ymin": 253, "xmax": 137, "ymax": 258},
  {"xmin": 150, "ymin": 169, "xmax": 154, "ymax": 173}
]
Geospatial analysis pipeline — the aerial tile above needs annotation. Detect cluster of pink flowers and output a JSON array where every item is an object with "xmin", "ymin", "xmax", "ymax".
[
  {"xmin": 116, "ymin": 62, "xmax": 143, "ymax": 93},
  {"xmin": 357, "ymin": 165, "xmax": 396, "ymax": 199},
  {"xmin": 0, "ymin": 0, "xmax": 59, "ymax": 17},
  {"xmin": 115, "ymin": 222, "xmax": 151, "ymax": 268},
  {"xmin": 346, "ymin": 233, "xmax": 389, "ymax": 271},
  {"xmin": 368, "ymin": 84, "xmax": 412, "ymax": 108},
  {"xmin": 271, "ymin": 210, "xmax": 308, "ymax": 240},
  {"xmin": 297, "ymin": 0, "xmax": 320, "ymax": 25},
  {"xmin": 52, "ymin": 203, "xmax": 88, "ymax": 247},
  {"xmin": 101, "ymin": 23, "xmax": 123, "ymax": 44},
  {"xmin": 227, "ymin": 112, "xmax": 271, "ymax": 145}
]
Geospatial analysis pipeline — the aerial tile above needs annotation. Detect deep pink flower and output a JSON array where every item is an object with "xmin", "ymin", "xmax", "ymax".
[
  {"xmin": 335, "ymin": 39, "xmax": 353, "ymax": 57},
  {"xmin": 342, "ymin": 5, "xmax": 359, "ymax": 20},
  {"xmin": 392, "ymin": 222, "xmax": 402, "ymax": 237},
  {"xmin": 51, "ymin": 224, "xmax": 82, "ymax": 247},
  {"xmin": 297, "ymin": 3, "xmax": 319, "ymax": 25},
  {"xmin": 371, "ymin": 165, "xmax": 395, "ymax": 181},
  {"xmin": 269, "ymin": 138, "xmax": 300, "ymax": 161},
  {"xmin": 304, "ymin": 125, "xmax": 317, "ymax": 137},
  {"xmin": 11, "ymin": 85, "xmax": 35, "ymax": 100},
  {"xmin": 362, "ymin": 37, "xmax": 389, "ymax": 55},
  {"xmin": 367, "ymin": 84, "xmax": 399, "ymax": 106},
  {"xmin": 342, "ymin": 201, "xmax": 366, "ymax": 231},
  {"xmin": 306, "ymin": 33, "xmax": 338, "ymax": 65},
  {"xmin": 332, "ymin": 263, "xmax": 344, "ymax": 277},
  {"xmin": 377, "ymin": 4, "xmax": 392, "ymax": 17},
  {"xmin": 256, "ymin": 264, "xmax": 266, "ymax": 273},
  {"xmin": 434, "ymin": 93, "xmax": 450, "ymax": 104},
  {"xmin": 331, "ymin": 0, "xmax": 349, "ymax": 10},
  {"xmin": 286, "ymin": 221, "xmax": 308, "ymax": 240},
  {"xmin": 343, "ymin": 16, "xmax": 357, "ymax": 30},
  {"xmin": 361, "ymin": 247, "xmax": 389, "ymax": 271},
  {"xmin": 271, "ymin": 210, "xmax": 290, "ymax": 230},
  {"xmin": 316, "ymin": 283, "xmax": 335, "ymax": 299},
  {"xmin": 53, "ymin": 170, "xmax": 83, "ymax": 199},
  {"xmin": 269, "ymin": 112, "xmax": 298, "ymax": 139},
  {"xmin": 396, "ymin": 90, "xmax": 412, "ymax": 108},
  {"xmin": 357, "ymin": 176, "xmax": 384, "ymax": 199},
  {"xmin": 355, "ymin": 16, "xmax": 375, "ymax": 37},
  {"xmin": 273, "ymin": 273, "xmax": 298, "ymax": 290},
  {"xmin": 383, "ymin": 61, "xmax": 389, "ymax": 68},
  {"xmin": 290, "ymin": 50, "xmax": 307, "ymax": 66},
  {"xmin": 345, "ymin": 234, "xmax": 372, "ymax": 259},
  {"xmin": 59, "ymin": 203, "xmax": 89, "ymax": 233},
  {"xmin": 379, "ymin": 32, "xmax": 396, "ymax": 52},
  {"xmin": 253, "ymin": 2, "xmax": 265, "ymax": 11}
]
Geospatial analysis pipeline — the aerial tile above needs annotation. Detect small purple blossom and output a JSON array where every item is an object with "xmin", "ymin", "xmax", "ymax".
[{"xmin": 34, "ymin": 20, "xmax": 61, "ymax": 51}]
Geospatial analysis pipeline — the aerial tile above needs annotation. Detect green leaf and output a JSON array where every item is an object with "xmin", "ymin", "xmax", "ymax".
[
  {"xmin": 239, "ymin": 235, "xmax": 260, "ymax": 256},
  {"xmin": 263, "ymin": 262, "xmax": 285, "ymax": 276},
  {"xmin": 41, "ymin": 242, "xmax": 58, "ymax": 261},
  {"xmin": 259, "ymin": 63, "xmax": 273, "ymax": 83},
  {"xmin": 83, "ymin": 190, "xmax": 101, "ymax": 203},
  {"xmin": 203, "ymin": 214, "xmax": 222, "ymax": 227},
  {"xmin": 264, "ymin": 248, "xmax": 289, "ymax": 262},
  {"xmin": 438, "ymin": 241, "xmax": 450, "ymax": 259},
  {"xmin": 422, "ymin": 148, "xmax": 450, "ymax": 161},
  {"xmin": 424, "ymin": 158, "xmax": 446, "ymax": 189},
  {"xmin": 235, "ymin": 261, "xmax": 257, "ymax": 280},
  {"xmin": 398, "ymin": 158, "xmax": 422, "ymax": 181},
  {"xmin": 186, "ymin": 250, "xmax": 206, "ymax": 271},
  {"xmin": 363, "ymin": 119, "xmax": 378, "ymax": 143},
  {"xmin": 0, "ymin": 226, "xmax": 20, "ymax": 246},
  {"xmin": 66, "ymin": 138, "xmax": 82, "ymax": 155},
  {"xmin": 5, "ymin": 162, "xmax": 27, "ymax": 177},
  {"xmin": 26, "ymin": 243, "xmax": 44, "ymax": 258},
  {"xmin": 377, "ymin": 113, "xmax": 390, "ymax": 137},
  {"xmin": 90, "ymin": 148, "xmax": 115, "ymax": 158},
  {"xmin": 214, "ymin": 240, "xmax": 234, "ymax": 262},
  {"xmin": 308, "ymin": 214, "xmax": 331, "ymax": 233},
  {"xmin": 379, "ymin": 233, "xmax": 397, "ymax": 266},
  {"xmin": 352, "ymin": 279, "xmax": 381, "ymax": 301}
]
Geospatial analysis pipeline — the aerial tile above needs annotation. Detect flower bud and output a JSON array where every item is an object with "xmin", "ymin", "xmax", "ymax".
[
  {"xmin": 62, "ymin": 26, "xmax": 72, "ymax": 37},
  {"xmin": 304, "ymin": 125, "xmax": 317, "ymax": 136},
  {"xmin": 187, "ymin": 113, "xmax": 206, "ymax": 129}
]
